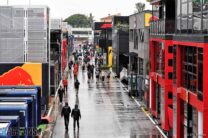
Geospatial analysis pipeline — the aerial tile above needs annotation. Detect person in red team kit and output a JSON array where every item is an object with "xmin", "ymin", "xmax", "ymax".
[{"xmin": 63, "ymin": 78, "xmax": 68, "ymax": 95}]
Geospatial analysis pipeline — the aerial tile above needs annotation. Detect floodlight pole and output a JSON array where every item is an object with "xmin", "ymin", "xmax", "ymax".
[{"xmin": 7, "ymin": 0, "xmax": 9, "ymax": 5}]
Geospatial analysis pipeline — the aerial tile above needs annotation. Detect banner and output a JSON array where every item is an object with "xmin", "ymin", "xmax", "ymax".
[
  {"xmin": 0, "ymin": 63, "xmax": 49, "ymax": 107},
  {"xmin": 145, "ymin": 13, "xmax": 152, "ymax": 27},
  {"xmin": 108, "ymin": 47, "xmax": 112, "ymax": 67}
]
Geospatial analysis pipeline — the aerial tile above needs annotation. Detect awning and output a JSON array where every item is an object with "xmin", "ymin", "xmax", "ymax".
[
  {"xmin": 100, "ymin": 23, "xmax": 112, "ymax": 29},
  {"xmin": 123, "ymin": 52, "xmax": 138, "ymax": 57}
]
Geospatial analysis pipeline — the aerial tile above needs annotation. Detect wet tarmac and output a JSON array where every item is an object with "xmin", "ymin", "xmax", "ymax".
[{"xmin": 52, "ymin": 69, "xmax": 162, "ymax": 138}]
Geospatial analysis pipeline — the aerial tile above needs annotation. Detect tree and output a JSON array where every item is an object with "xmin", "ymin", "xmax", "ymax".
[
  {"xmin": 115, "ymin": 22, "xmax": 129, "ymax": 32},
  {"xmin": 135, "ymin": 2, "xmax": 145, "ymax": 13},
  {"xmin": 64, "ymin": 14, "xmax": 91, "ymax": 27}
]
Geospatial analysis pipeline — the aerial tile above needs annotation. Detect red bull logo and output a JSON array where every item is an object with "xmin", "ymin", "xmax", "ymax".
[{"xmin": 0, "ymin": 67, "xmax": 34, "ymax": 85}]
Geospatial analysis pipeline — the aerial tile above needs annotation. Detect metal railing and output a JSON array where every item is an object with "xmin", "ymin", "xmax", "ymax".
[{"xmin": 150, "ymin": 19, "xmax": 175, "ymax": 35}]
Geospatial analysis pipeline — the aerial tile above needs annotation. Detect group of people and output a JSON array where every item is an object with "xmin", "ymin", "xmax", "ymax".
[
  {"xmin": 84, "ymin": 62, "xmax": 111, "ymax": 84},
  {"xmin": 68, "ymin": 60, "xmax": 79, "ymax": 80},
  {"xmin": 58, "ymin": 50, "xmax": 113, "ymax": 132},
  {"xmin": 60, "ymin": 60, "xmax": 81, "ymax": 96},
  {"xmin": 58, "ymin": 59, "xmax": 81, "ymax": 131},
  {"xmin": 61, "ymin": 102, "xmax": 81, "ymax": 131}
]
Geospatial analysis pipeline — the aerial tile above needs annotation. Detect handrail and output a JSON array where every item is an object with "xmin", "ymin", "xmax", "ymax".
[{"xmin": 150, "ymin": 19, "xmax": 175, "ymax": 35}]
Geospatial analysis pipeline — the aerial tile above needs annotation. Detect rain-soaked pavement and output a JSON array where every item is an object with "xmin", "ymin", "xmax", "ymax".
[{"xmin": 52, "ymin": 68, "xmax": 162, "ymax": 138}]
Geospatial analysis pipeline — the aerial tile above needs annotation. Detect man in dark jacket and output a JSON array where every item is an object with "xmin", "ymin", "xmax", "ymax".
[
  {"xmin": 61, "ymin": 102, "xmax": 71, "ymax": 131},
  {"xmin": 71, "ymin": 104, "xmax": 81, "ymax": 130},
  {"xmin": 87, "ymin": 63, "xmax": 91, "ymax": 72},
  {"xmin": 58, "ymin": 86, "xmax": 64, "ymax": 103},
  {"xmin": 74, "ymin": 79, "xmax": 80, "ymax": 95}
]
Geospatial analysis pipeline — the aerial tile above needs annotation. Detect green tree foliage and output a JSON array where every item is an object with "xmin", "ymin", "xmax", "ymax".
[
  {"xmin": 64, "ymin": 14, "xmax": 91, "ymax": 27},
  {"xmin": 115, "ymin": 22, "xmax": 129, "ymax": 32}
]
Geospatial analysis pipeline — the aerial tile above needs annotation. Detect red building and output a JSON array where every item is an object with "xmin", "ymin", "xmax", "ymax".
[
  {"xmin": 148, "ymin": 0, "xmax": 208, "ymax": 137},
  {"xmin": 148, "ymin": 0, "xmax": 175, "ymax": 135},
  {"xmin": 172, "ymin": 0, "xmax": 208, "ymax": 137}
]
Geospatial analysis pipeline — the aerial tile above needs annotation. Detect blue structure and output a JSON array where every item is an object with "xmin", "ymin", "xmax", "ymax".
[
  {"xmin": 0, "ymin": 97, "xmax": 35, "ymax": 127},
  {"xmin": 0, "ymin": 103, "xmax": 28, "ymax": 138},
  {"xmin": 0, "ymin": 116, "xmax": 20, "ymax": 138},
  {"xmin": 0, "ymin": 88, "xmax": 41, "ymax": 126}
]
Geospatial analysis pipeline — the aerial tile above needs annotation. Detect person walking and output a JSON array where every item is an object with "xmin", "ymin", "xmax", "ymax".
[
  {"xmin": 95, "ymin": 68, "xmax": 100, "ymax": 83},
  {"xmin": 101, "ymin": 70, "xmax": 105, "ymax": 82},
  {"xmin": 74, "ymin": 79, "xmax": 80, "ymax": 95},
  {"xmin": 87, "ymin": 63, "xmax": 91, "ymax": 72},
  {"xmin": 68, "ymin": 62, "xmax": 72, "ymax": 78},
  {"xmin": 58, "ymin": 86, "xmax": 64, "ymax": 104},
  {"xmin": 63, "ymin": 78, "xmax": 68, "ymax": 96},
  {"xmin": 90, "ymin": 64, "xmax": 94, "ymax": 80},
  {"xmin": 73, "ymin": 63, "xmax": 78, "ymax": 80},
  {"xmin": 71, "ymin": 104, "xmax": 81, "ymax": 130},
  {"xmin": 61, "ymin": 102, "xmax": 71, "ymax": 131},
  {"xmin": 107, "ymin": 70, "xmax": 111, "ymax": 83},
  {"xmin": 87, "ymin": 70, "xmax": 91, "ymax": 83}
]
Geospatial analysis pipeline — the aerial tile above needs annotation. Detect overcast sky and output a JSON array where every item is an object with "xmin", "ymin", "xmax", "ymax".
[{"xmin": 1, "ymin": 0, "xmax": 151, "ymax": 21}]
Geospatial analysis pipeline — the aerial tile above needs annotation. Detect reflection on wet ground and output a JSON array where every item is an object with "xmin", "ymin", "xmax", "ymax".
[{"xmin": 53, "ymin": 69, "xmax": 162, "ymax": 138}]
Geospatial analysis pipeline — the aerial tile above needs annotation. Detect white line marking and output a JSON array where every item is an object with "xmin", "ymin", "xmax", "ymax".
[{"xmin": 113, "ymin": 72, "xmax": 167, "ymax": 138}]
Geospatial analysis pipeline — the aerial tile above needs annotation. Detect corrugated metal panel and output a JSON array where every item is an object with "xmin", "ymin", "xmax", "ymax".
[
  {"xmin": 0, "ymin": 6, "xmax": 49, "ymax": 63},
  {"xmin": 0, "ymin": 7, "xmax": 24, "ymax": 62},
  {"xmin": 0, "ymin": 39, "xmax": 24, "ymax": 62},
  {"xmin": 27, "ymin": 7, "xmax": 48, "ymax": 63}
]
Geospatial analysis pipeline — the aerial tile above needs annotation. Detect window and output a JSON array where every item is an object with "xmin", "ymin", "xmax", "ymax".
[
  {"xmin": 193, "ymin": 0, "xmax": 202, "ymax": 32},
  {"xmin": 155, "ymin": 42, "xmax": 165, "ymax": 77},
  {"xmin": 176, "ymin": 0, "xmax": 207, "ymax": 33},
  {"xmin": 168, "ymin": 59, "xmax": 173, "ymax": 66},
  {"xmin": 181, "ymin": 1, "xmax": 188, "ymax": 33},
  {"xmin": 72, "ymin": 31, "xmax": 92, "ymax": 35},
  {"xmin": 129, "ymin": 29, "xmax": 133, "ymax": 41},
  {"xmin": 134, "ymin": 30, "xmax": 138, "ymax": 49},
  {"xmin": 188, "ymin": 2, "xmax": 193, "ymax": 32},
  {"xmin": 168, "ymin": 72, "xmax": 173, "ymax": 79},
  {"xmin": 203, "ymin": 0, "xmax": 208, "ymax": 33},
  {"xmin": 198, "ymin": 48, "xmax": 203, "ymax": 100},
  {"xmin": 193, "ymin": 0, "xmax": 202, "ymax": 12},
  {"xmin": 182, "ymin": 46, "xmax": 197, "ymax": 93},
  {"xmin": 168, "ymin": 46, "xmax": 173, "ymax": 53},
  {"xmin": 168, "ymin": 92, "xmax": 173, "ymax": 99},
  {"xmin": 177, "ymin": 0, "xmax": 181, "ymax": 32},
  {"xmin": 203, "ymin": 0, "xmax": 208, "ymax": 11}
]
